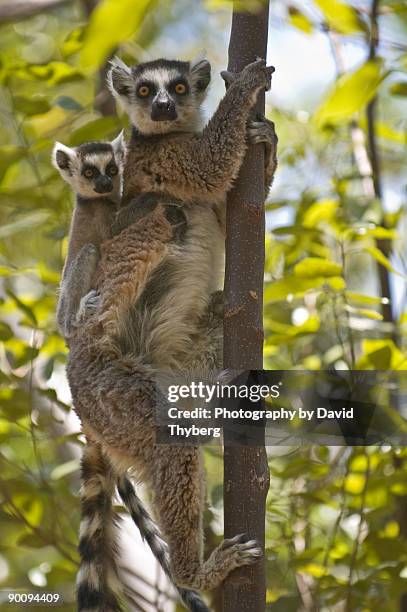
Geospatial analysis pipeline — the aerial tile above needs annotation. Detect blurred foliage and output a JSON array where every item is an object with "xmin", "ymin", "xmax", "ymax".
[{"xmin": 0, "ymin": 0, "xmax": 406, "ymax": 610}]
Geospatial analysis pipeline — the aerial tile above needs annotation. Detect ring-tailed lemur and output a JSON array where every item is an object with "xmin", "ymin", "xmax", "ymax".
[
  {"xmin": 65, "ymin": 57, "xmax": 277, "ymax": 611},
  {"xmin": 52, "ymin": 133, "xmax": 125, "ymax": 339},
  {"xmin": 53, "ymin": 136, "xmax": 204, "ymax": 610}
]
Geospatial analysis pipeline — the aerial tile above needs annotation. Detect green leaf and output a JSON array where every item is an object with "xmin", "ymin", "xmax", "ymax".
[
  {"xmin": 303, "ymin": 199, "xmax": 339, "ymax": 228},
  {"xmin": 69, "ymin": 117, "xmax": 120, "ymax": 146},
  {"xmin": 373, "ymin": 121, "xmax": 406, "ymax": 145},
  {"xmin": 264, "ymin": 274, "xmax": 345, "ymax": 303},
  {"xmin": 314, "ymin": 0, "xmax": 366, "ymax": 34},
  {"xmin": 0, "ymin": 322, "xmax": 13, "ymax": 341},
  {"xmin": 315, "ymin": 61, "xmax": 384, "ymax": 126},
  {"xmin": 6, "ymin": 291, "xmax": 38, "ymax": 327},
  {"xmin": 50, "ymin": 459, "xmax": 80, "ymax": 480},
  {"xmin": 346, "ymin": 306, "xmax": 383, "ymax": 321},
  {"xmin": 81, "ymin": 0, "xmax": 157, "ymax": 68},
  {"xmin": 390, "ymin": 81, "xmax": 407, "ymax": 96},
  {"xmin": 13, "ymin": 96, "xmax": 50, "ymax": 116},
  {"xmin": 54, "ymin": 96, "xmax": 83, "ymax": 111},
  {"xmin": 356, "ymin": 339, "xmax": 407, "ymax": 369},
  {"xmin": 294, "ymin": 257, "xmax": 342, "ymax": 278},
  {"xmin": 346, "ymin": 291, "xmax": 386, "ymax": 306},
  {"xmin": 0, "ymin": 145, "xmax": 26, "ymax": 181},
  {"xmin": 288, "ymin": 7, "xmax": 313, "ymax": 34},
  {"xmin": 364, "ymin": 246, "xmax": 406, "ymax": 277},
  {"xmin": 0, "ymin": 388, "xmax": 30, "ymax": 419},
  {"xmin": 19, "ymin": 62, "xmax": 84, "ymax": 85},
  {"xmin": 0, "ymin": 211, "xmax": 50, "ymax": 239},
  {"xmin": 345, "ymin": 473, "xmax": 366, "ymax": 494}
]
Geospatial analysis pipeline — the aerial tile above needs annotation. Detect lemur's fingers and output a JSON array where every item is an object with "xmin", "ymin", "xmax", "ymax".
[
  {"xmin": 239, "ymin": 58, "xmax": 275, "ymax": 92},
  {"xmin": 247, "ymin": 114, "xmax": 278, "ymax": 148},
  {"xmin": 74, "ymin": 290, "xmax": 101, "ymax": 327}
]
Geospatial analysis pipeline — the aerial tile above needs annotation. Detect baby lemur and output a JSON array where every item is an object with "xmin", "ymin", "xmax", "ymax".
[
  {"xmin": 65, "ymin": 56, "xmax": 278, "ymax": 611},
  {"xmin": 52, "ymin": 133, "xmax": 125, "ymax": 339}
]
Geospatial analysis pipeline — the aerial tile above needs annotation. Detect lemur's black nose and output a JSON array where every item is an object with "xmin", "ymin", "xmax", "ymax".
[
  {"xmin": 151, "ymin": 94, "xmax": 177, "ymax": 122},
  {"xmin": 156, "ymin": 99, "xmax": 171, "ymax": 110},
  {"xmin": 94, "ymin": 176, "xmax": 113, "ymax": 194}
]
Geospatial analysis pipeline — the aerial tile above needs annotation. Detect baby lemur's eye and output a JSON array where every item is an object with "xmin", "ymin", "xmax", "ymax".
[
  {"xmin": 174, "ymin": 83, "xmax": 187, "ymax": 95},
  {"xmin": 137, "ymin": 85, "xmax": 150, "ymax": 98},
  {"xmin": 106, "ymin": 163, "xmax": 118, "ymax": 177},
  {"xmin": 83, "ymin": 168, "xmax": 95, "ymax": 179}
]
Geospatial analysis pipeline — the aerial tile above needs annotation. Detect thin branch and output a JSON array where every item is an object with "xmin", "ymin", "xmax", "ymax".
[
  {"xmin": 327, "ymin": 14, "xmax": 396, "ymax": 339},
  {"xmin": 365, "ymin": 0, "xmax": 396, "ymax": 335},
  {"xmin": 345, "ymin": 452, "xmax": 370, "ymax": 611}
]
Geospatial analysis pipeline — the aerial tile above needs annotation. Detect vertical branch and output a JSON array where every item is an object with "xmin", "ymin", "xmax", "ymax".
[
  {"xmin": 223, "ymin": 3, "xmax": 270, "ymax": 611},
  {"xmin": 365, "ymin": 0, "xmax": 395, "ymax": 333}
]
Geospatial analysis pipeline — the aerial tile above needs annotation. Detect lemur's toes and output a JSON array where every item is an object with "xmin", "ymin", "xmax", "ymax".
[
  {"xmin": 247, "ymin": 114, "xmax": 277, "ymax": 147},
  {"xmin": 218, "ymin": 534, "xmax": 263, "ymax": 571},
  {"xmin": 220, "ymin": 533, "xmax": 249, "ymax": 549}
]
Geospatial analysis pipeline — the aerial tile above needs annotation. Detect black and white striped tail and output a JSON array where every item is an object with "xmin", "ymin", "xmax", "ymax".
[
  {"xmin": 78, "ymin": 444, "xmax": 122, "ymax": 612},
  {"xmin": 117, "ymin": 475, "xmax": 209, "ymax": 612}
]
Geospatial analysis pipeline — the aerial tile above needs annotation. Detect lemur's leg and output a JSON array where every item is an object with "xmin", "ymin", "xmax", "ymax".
[
  {"xmin": 247, "ymin": 113, "xmax": 278, "ymax": 197},
  {"xmin": 77, "ymin": 441, "xmax": 122, "ymax": 612},
  {"xmin": 95, "ymin": 204, "xmax": 185, "ymax": 343},
  {"xmin": 57, "ymin": 243, "xmax": 99, "ymax": 339},
  {"xmin": 67, "ymin": 350, "xmax": 261, "ymax": 595},
  {"xmin": 152, "ymin": 444, "xmax": 262, "ymax": 591}
]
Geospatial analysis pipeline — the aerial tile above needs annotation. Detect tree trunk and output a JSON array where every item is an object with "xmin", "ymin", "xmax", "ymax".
[{"xmin": 223, "ymin": 4, "xmax": 270, "ymax": 611}]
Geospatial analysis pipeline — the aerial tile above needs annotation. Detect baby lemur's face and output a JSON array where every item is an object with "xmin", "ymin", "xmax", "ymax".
[
  {"xmin": 52, "ymin": 132, "xmax": 125, "ymax": 200},
  {"xmin": 108, "ymin": 58, "xmax": 211, "ymax": 135}
]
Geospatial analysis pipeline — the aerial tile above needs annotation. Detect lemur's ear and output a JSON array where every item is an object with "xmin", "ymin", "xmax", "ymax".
[
  {"xmin": 111, "ymin": 130, "xmax": 126, "ymax": 161},
  {"xmin": 52, "ymin": 142, "xmax": 76, "ymax": 176},
  {"xmin": 190, "ymin": 59, "xmax": 211, "ymax": 92},
  {"xmin": 108, "ymin": 57, "xmax": 133, "ymax": 99}
]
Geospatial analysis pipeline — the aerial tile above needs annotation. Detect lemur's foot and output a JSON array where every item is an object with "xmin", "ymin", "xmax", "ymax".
[
  {"xmin": 75, "ymin": 290, "xmax": 101, "ymax": 326},
  {"xmin": 173, "ymin": 534, "xmax": 262, "ymax": 591},
  {"xmin": 221, "ymin": 58, "xmax": 275, "ymax": 93},
  {"xmin": 196, "ymin": 534, "xmax": 262, "ymax": 589},
  {"xmin": 218, "ymin": 533, "xmax": 263, "ymax": 567},
  {"xmin": 247, "ymin": 113, "xmax": 278, "ymax": 152},
  {"xmin": 161, "ymin": 204, "xmax": 187, "ymax": 243}
]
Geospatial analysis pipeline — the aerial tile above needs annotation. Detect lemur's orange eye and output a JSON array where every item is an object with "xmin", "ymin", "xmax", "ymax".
[
  {"xmin": 84, "ymin": 168, "xmax": 94, "ymax": 179},
  {"xmin": 175, "ymin": 83, "xmax": 187, "ymax": 95},
  {"xmin": 138, "ymin": 85, "xmax": 150, "ymax": 97}
]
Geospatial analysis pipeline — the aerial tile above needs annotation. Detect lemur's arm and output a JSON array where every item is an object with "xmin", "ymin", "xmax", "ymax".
[
  {"xmin": 221, "ymin": 69, "xmax": 278, "ymax": 200},
  {"xmin": 57, "ymin": 244, "xmax": 99, "ymax": 339},
  {"xmin": 130, "ymin": 59, "xmax": 274, "ymax": 203}
]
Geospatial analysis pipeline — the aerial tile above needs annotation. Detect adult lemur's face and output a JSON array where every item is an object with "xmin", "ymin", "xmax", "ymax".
[{"xmin": 108, "ymin": 58, "xmax": 211, "ymax": 135}]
